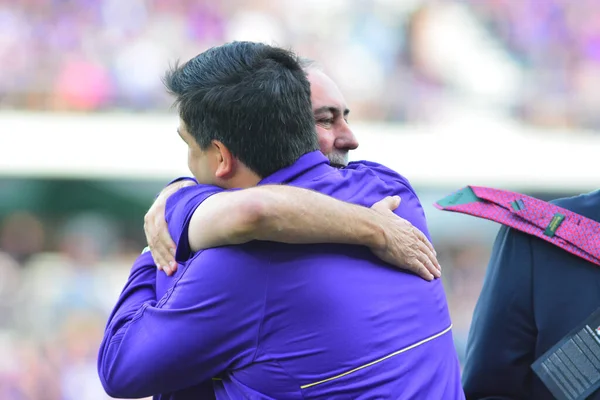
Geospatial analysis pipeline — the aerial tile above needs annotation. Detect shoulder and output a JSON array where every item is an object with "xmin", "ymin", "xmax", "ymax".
[
  {"xmin": 484, "ymin": 225, "xmax": 537, "ymax": 288},
  {"xmin": 496, "ymin": 190, "xmax": 600, "ymax": 250},
  {"xmin": 495, "ymin": 191, "xmax": 600, "ymax": 262},
  {"xmin": 346, "ymin": 160, "xmax": 416, "ymax": 192},
  {"xmin": 169, "ymin": 183, "xmax": 225, "ymax": 203},
  {"xmin": 165, "ymin": 184, "xmax": 227, "ymax": 257},
  {"xmin": 166, "ymin": 183, "xmax": 226, "ymax": 218},
  {"xmin": 550, "ymin": 190, "xmax": 600, "ymax": 222},
  {"xmin": 495, "ymin": 224, "xmax": 534, "ymax": 252}
]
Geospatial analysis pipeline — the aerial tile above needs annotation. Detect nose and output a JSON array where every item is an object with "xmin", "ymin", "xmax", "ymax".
[{"xmin": 334, "ymin": 122, "xmax": 359, "ymax": 151}]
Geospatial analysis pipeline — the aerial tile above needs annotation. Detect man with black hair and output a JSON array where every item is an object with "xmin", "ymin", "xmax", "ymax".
[
  {"xmin": 146, "ymin": 56, "xmax": 440, "ymax": 282},
  {"xmin": 98, "ymin": 42, "xmax": 463, "ymax": 400}
]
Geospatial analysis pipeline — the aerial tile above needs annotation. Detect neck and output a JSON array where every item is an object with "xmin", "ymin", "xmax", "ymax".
[{"xmin": 218, "ymin": 168, "xmax": 262, "ymax": 189}]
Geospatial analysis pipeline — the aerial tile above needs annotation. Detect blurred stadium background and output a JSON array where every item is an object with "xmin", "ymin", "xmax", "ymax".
[{"xmin": 0, "ymin": 0, "xmax": 599, "ymax": 398}]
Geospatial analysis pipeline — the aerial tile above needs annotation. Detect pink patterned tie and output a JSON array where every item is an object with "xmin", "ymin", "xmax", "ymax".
[{"xmin": 434, "ymin": 186, "xmax": 600, "ymax": 267}]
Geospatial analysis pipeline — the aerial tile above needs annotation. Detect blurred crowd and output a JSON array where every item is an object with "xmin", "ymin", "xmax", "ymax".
[
  {"xmin": 0, "ymin": 0, "xmax": 597, "ymax": 397},
  {"xmin": 465, "ymin": 0, "xmax": 600, "ymax": 129},
  {"xmin": 0, "ymin": 197, "xmax": 489, "ymax": 399},
  {"xmin": 1, "ymin": 0, "xmax": 600, "ymax": 130},
  {"xmin": 0, "ymin": 210, "xmax": 140, "ymax": 399}
]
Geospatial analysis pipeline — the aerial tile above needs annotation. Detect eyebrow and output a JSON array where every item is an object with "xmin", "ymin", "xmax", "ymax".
[{"xmin": 314, "ymin": 106, "xmax": 350, "ymax": 117}]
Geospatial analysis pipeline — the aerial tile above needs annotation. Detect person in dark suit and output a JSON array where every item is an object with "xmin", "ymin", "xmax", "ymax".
[{"xmin": 462, "ymin": 189, "xmax": 600, "ymax": 399}]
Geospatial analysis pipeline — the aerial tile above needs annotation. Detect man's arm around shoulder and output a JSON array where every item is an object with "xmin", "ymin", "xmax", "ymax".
[
  {"xmin": 148, "ymin": 178, "xmax": 440, "ymax": 280},
  {"xmin": 183, "ymin": 185, "xmax": 441, "ymax": 280}
]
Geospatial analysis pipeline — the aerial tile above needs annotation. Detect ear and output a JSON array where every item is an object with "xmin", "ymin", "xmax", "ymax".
[{"xmin": 211, "ymin": 140, "xmax": 236, "ymax": 179}]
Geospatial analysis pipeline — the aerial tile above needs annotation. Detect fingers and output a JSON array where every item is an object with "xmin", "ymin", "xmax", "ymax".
[
  {"xmin": 403, "ymin": 233, "xmax": 440, "ymax": 281},
  {"xmin": 420, "ymin": 230, "xmax": 438, "ymax": 257},
  {"xmin": 376, "ymin": 246, "xmax": 438, "ymax": 281},
  {"xmin": 411, "ymin": 261, "xmax": 435, "ymax": 281},
  {"xmin": 153, "ymin": 239, "xmax": 178, "ymax": 275},
  {"xmin": 151, "ymin": 233, "xmax": 177, "ymax": 275},
  {"xmin": 144, "ymin": 214, "xmax": 178, "ymax": 276},
  {"xmin": 143, "ymin": 181, "xmax": 191, "ymax": 276},
  {"xmin": 372, "ymin": 195, "xmax": 401, "ymax": 212},
  {"xmin": 376, "ymin": 220, "xmax": 442, "ymax": 281},
  {"xmin": 414, "ymin": 243, "xmax": 441, "ymax": 279},
  {"xmin": 413, "ymin": 228, "xmax": 441, "ymax": 272},
  {"xmin": 399, "ymin": 251, "xmax": 437, "ymax": 282},
  {"xmin": 158, "ymin": 219, "xmax": 177, "ymax": 264}
]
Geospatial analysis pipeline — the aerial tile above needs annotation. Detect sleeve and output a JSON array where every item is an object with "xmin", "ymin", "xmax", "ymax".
[
  {"xmin": 358, "ymin": 160, "xmax": 432, "ymax": 241},
  {"xmin": 102, "ymin": 251, "xmax": 156, "ymax": 331},
  {"xmin": 157, "ymin": 382, "xmax": 217, "ymax": 400},
  {"xmin": 462, "ymin": 226, "xmax": 537, "ymax": 400},
  {"xmin": 166, "ymin": 176, "xmax": 198, "ymax": 186},
  {"xmin": 164, "ymin": 184, "xmax": 225, "ymax": 262},
  {"xmin": 97, "ymin": 249, "xmax": 267, "ymax": 398},
  {"xmin": 155, "ymin": 176, "xmax": 198, "ymax": 199}
]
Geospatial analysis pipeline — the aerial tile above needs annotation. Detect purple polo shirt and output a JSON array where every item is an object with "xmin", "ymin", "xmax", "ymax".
[{"xmin": 98, "ymin": 151, "xmax": 463, "ymax": 399}]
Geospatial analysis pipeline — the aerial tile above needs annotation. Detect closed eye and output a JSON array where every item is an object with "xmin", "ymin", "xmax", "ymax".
[{"xmin": 317, "ymin": 118, "xmax": 334, "ymax": 128}]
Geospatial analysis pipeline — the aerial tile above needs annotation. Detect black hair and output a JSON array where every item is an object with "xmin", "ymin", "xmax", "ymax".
[{"xmin": 164, "ymin": 41, "xmax": 319, "ymax": 177}]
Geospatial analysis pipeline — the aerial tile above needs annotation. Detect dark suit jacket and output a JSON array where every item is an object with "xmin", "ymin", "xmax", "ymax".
[{"xmin": 463, "ymin": 190, "xmax": 600, "ymax": 399}]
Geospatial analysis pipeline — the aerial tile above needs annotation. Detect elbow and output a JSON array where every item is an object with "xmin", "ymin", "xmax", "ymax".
[
  {"xmin": 98, "ymin": 363, "xmax": 133, "ymax": 399},
  {"xmin": 100, "ymin": 380, "xmax": 126, "ymax": 399},
  {"xmin": 98, "ymin": 353, "xmax": 150, "ymax": 399},
  {"xmin": 99, "ymin": 370, "xmax": 127, "ymax": 399},
  {"xmin": 99, "ymin": 369, "xmax": 150, "ymax": 399},
  {"xmin": 231, "ymin": 193, "xmax": 270, "ymax": 242}
]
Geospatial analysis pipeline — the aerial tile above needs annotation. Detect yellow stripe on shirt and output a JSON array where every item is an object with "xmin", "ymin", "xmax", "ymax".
[{"xmin": 300, "ymin": 324, "xmax": 453, "ymax": 389}]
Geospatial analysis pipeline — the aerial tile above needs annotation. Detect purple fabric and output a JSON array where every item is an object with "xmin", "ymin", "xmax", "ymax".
[{"xmin": 99, "ymin": 151, "xmax": 463, "ymax": 399}]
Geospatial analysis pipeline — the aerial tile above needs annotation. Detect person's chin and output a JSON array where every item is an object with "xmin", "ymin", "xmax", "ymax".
[{"xmin": 327, "ymin": 154, "xmax": 349, "ymax": 169}]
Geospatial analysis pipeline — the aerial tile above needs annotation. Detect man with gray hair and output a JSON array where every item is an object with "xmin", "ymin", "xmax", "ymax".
[
  {"xmin": 100, "ymin": 46, "xmax": 457, "ymax": 399},
  {"xmin": 145, "ymin": 57, "xmax": 441, "ymax": 282}
]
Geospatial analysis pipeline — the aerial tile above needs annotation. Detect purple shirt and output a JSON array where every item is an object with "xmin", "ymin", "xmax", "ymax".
[{"xmin": 98, "ymin": 151, "xmax": 464, "ymax": 399}]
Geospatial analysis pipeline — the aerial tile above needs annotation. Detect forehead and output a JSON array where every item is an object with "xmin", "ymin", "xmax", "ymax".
[{"xmin": 307, "ymin": 69, "xmax": 348, "ymax": 113}]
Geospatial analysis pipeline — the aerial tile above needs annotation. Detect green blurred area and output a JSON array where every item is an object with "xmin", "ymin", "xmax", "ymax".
[
  {"xmin": 0, "ymin": 178, "xmax": 169, "ymax": 248},
  {"xmin": 0, "ymin": 179, "xmax": 162, "ymax": 217},
  {"xmin": 0, "ymin": 178, "xmax": 579, "ymax": 248}
]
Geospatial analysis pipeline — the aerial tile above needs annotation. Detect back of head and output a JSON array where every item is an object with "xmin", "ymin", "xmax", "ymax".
[
  {"xmin": 164, "ymin": 42, "xmax": 320, "ymax": 177},
  {"xmin": 298, "ymin": 57, "xmax": 321, "ymax": 73}
]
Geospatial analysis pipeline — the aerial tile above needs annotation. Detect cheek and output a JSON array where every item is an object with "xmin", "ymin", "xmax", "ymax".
[
  {"xmin": 315, "ymin": 126, "xmax": 334, "ymax": 153},
  {"xmin": 187, "ymin": 148, "xmax": 195, "ymax": 170},
  {"xmin": 187, "ymin": 147, "xmax": 203, "ymax": 175}
]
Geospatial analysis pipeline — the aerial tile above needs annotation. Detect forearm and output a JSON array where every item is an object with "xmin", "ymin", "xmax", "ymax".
[
  {"xmin": 98, "ymin": 250, "xmax": 261, "ymax": 397},
  {"xmin": 240, "ymin": 185, "xmax": 386, "ymax": 249},
  {"xmin": 187, "ymin": 185, "xmax": 386, "ymax": 252},
  {"xmin": 187, "ymin": 185, "xmax": 387, "ymax": 253},
  {"xmin": 99, "ymin": 252, "xmax": 159, "ymax": 397},
  {"xmin": 98, "ymin": 276, "xmax": 208, "ymax": 397},
  {"xmin": 103, "ymin": 251, "xmax": 157, "ymax": 329}
]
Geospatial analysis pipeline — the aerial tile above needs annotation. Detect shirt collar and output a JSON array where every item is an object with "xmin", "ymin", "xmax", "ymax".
[{"xmin": 258, "ymin": 151, "xmax": 333, "ymax": 185}]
